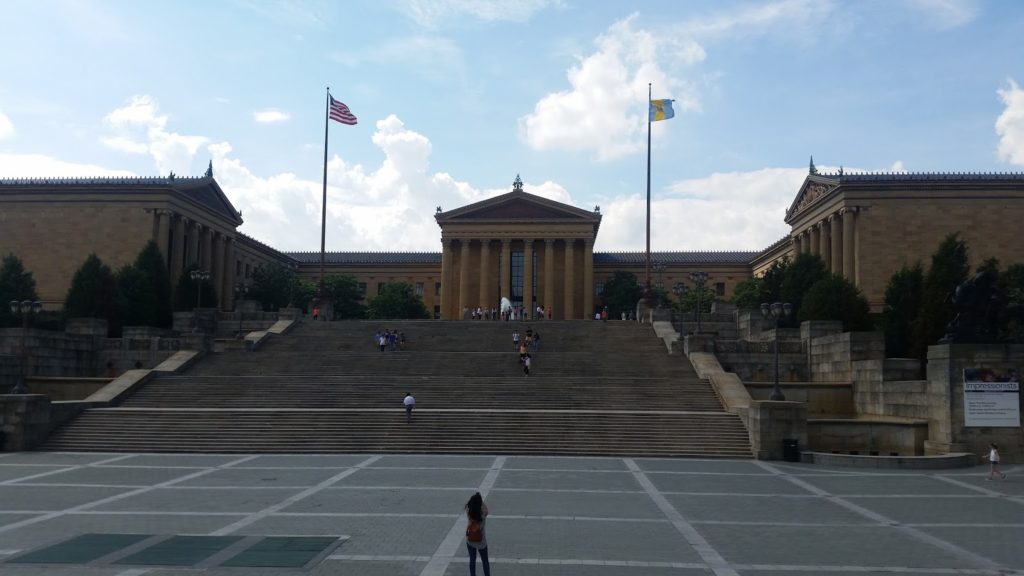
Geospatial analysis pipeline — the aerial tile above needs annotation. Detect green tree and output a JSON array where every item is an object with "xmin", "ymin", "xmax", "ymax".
[
  {"xmin": 760, "ymin": 257, "xmax": 790, "ymax": 305},
  {"xmin": 115, "ymin": 241, "xmax": 172, "ymax": 328},
  {"xmin": 292, "ymin": 279, "xmax": 316, "ymax": 314},
  {"xmin": 881, "ymin": 263, "xmax": 924, "ymax": 357},
  {"xmin": 0, "ymin": 254, "xmax": 39, "ymax": 327},
  {"xmin": 600, "ymin": 270, "xmax": 643, "ymax": 317},
  {"xmin": 780, "ymin": 253, "xmax": 827, "ymax": 322},
  {"xmin": 322, "ymin": 274, "xmax": 367, "ymax": 319},
  {"xmin": 912, "ymin": 233, "xmax": 969, "ymax": 358},
  {"xmin": 366, "ymin": 282, "xmax": 429, "ymax": 319},
  {"xmin": 173, "ymin": 263, "xmax": 219, "ymax": 311},
  {"xmin": 64, "ymin": 254, "xmax": 120, "ymax": 334},
  {"xmin": 798, "ymin": 274, "xmax": 873, "ymax": 331},
  {"xmin": 132, "ymin": 241, "xmax": 173, "ymax": 327},
  {"xmin": 249, "ymin": 263, "xmax": 298, "ymax": 311},
  {"xmin": 675, "ymin": 284, "xmax": 716, "ymax": 313},
  {"xmin": 731, "ymin": 277, "xmax": 762, "ymax": 310},
  {"xmin": 1002, "ymin": 263, "xmax": 1024, "ymax": 342}
]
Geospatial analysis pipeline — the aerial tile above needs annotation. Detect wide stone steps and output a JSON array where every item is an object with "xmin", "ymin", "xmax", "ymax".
[
  {"xmin": 123, "ymin": 375, "xmax": 723, "ymax": 410},
  {"xmin": 43, "ymin": 320, "xmax": 753, "ymax": 457},
  {"xmin": 43, "ymin": 410, "xmax": 751, "ymax": 457}
]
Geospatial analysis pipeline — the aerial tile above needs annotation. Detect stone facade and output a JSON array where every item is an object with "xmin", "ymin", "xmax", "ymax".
[{"xmin": 4, "ymin": 170, "xmax": 1024, "ymax": 316}]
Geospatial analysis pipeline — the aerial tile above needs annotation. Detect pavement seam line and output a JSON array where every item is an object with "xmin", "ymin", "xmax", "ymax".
[
  {"xmin": 0, "ymin": 454, "xmax": 260, "ymax": 535},
  {"xmin": 209, "ymin": 454, "xmax": 382, "ymax": 536},
  {"xmin": 419, "ymin": 455, "xmax": 506, "ymax": 576},
  {"xmin": 0, "ymin": 453, "xmax": 136, "ymax": 485},
  {"xmin": 623, "ymin": 458, "xmax": 741, "ymax": 576},
  {"xmin": 752, "ymin": 460, "xmax": 1005, "ymax": 572}
]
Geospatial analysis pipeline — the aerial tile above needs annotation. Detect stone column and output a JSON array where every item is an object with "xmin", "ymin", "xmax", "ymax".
[
  {"xmin": 440, "ymin": 238, "xmax": 452, "ymax": 319},
  {"xmin": 222, "ymin": 237, "xmax": 235, "ymax": 311},
  {"xmin": 563, "ymin": 239, "xmax": 575, "ymax": 319},
  {"xmin": 212, "ymin": 233, "xmax": 225, "ymax": 309},
  {"xmin": 818, "ymin": 221, "xmax": 829, "ymax": 265},
  {"xmin": 189, "ymin": 222, "xmax": 201, "ymax": 267},
  {"xmin": 523, "ymin": 239, "xmax": 534, "ymax": 315},
  {"xmin": 478, "ymin": 239, "xmax": 491, "ymax": 312},
  {"xmin": 808, "ymin": 225, "xmax": 820, "ymax": 257},
  {"xmin": 171, "ymin": 215, "xmax": 186, "ymax": 282},
  {"xmin": 500, "ymin": 239, "xmax": 512, "ymax": 301},
  {"xmin": 792, "ymin": 234, "xmax": 802, "ymax": 256},
  {"xmin": 829, "ymin": 213, "xmax": 843, "ymax": 276},
  {"xmin": 543, "ymin": 239, "xmax": 555, "ymax": 317},
  {"xmin": 458, "ymin": 240, "xmax": 471, "ymax": 319},
  {"xmin": 842, "ymin": 207, "xmax": 857, "ymax": 284},
  {"xmin": 155, "ymin": 210, "xmax": 171, "ymax": 266},
  {"xmin": 202, "ymin": 226, "xmax": 214, "ymax": 271},
  {"xmin": 802, "ymin": 230, "xmax": 811, "ymax": 254},
  {"xmin": 583, "ymin": 238, "xmax": 594, "ymax": 319}
]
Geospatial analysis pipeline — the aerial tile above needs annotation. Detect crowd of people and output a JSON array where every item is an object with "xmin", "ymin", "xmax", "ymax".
[
  {"xmin": 465, "ymin": 305, "xmax": 553, "ymax": 321},
  {"xmin": 374, "ymin": 329, "xmax": 406, "ymax": 352}
]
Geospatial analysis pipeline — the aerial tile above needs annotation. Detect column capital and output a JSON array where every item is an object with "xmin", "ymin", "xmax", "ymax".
[
  {"xmin": 840, "ymin": 206, "xmax": 860, "ymax": 216},
  {"xmin": 440, "ymin": 237, "xmax": 453, "ymax": 247},
  {"xmin": 816, "ymin": 221, "xmax": 827, "ymax": 230},
  {"xmin": 827, "ymin": 213, "xmax": 838, "ymax": 222},
  {"xmin": 545, "ymin": 238, "xmax": 556, "ymax": 246}
]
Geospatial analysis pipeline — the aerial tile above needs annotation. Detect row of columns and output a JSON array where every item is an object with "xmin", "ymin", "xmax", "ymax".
[
  {"xmin": 791, "ymin": 207, "xmax": 858, "ymax": 283},
  {"xmin": 151, "ymin": 209, "xmax": 236, "ymax": 310},
  {"xmin": 440, "ymin": 237, "xmax": 594, "ymax": 320}
]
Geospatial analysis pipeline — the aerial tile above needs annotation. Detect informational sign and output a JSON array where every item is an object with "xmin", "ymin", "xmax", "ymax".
[{"xmin": 963, "ymin": 368, "xmax": 1020, "ymax": 427}]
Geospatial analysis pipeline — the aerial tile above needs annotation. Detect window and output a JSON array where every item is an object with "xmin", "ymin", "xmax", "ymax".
[
  {"xmin": 434, "ymin": 305, "xmax": 441, "ymax": 319},
  {"xmin": 435, "ymin": 282, "xmax": 441, "ymax": 296},
  {"xmin": 715, "ymin": 282, "xmax": 726, "ymax": 296},
  {"xmin": 244, "ymin": 263, "xmax": 250, "ymax": 279},
  {"xmin": 377, "ymin": 282, "xmax": 386, "ymax": 295},
  {"xmin": 595, "ymin": 282, "xmax": 604, "ymax": 296},
  {"xmin": 358, "ymin": 282, "xmax": 367, "ymax": 296},
  {"xmin": 415, "ymin": 282, "xmax": 424, "ymax": 297},
  {"xmin": 235, "ymin": 261, "xmax": 241, "ymax": 276}
]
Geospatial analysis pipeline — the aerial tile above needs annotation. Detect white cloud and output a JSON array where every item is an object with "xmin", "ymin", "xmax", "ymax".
[
  {"xmin": 212, "ymin": 114, "xmax": 557, "ymax": 251},
  {"xmin": 253, "ymin": 109, "xmax": 291, "ymax": 123},
  {"xmin": 596, "ymin": 168, "xmax": 804, "ymax": 252},
  {"xmin": 518, "ymin": 15, "xmax": 703, "ymax": 161},
  {"xmin": 890, "ymin": 160, "xmax": 906, "ymax": 172},
  {"xmin": 399, "ymin": 0, "xmax": 559, "ymax": 28},
  {"xmin": 996, "ymin": 79, "xmax": 1024, "ymax": 166},
  {"xmin": 677, "ymin": 0, "xmax": 836, "ymax": 39},
  {"xmin": 0, "ymin": 154, "xmax": 134, "ymax": 178},
  {"xmin": 0, "ymin": 109, "xmax": 13, "ymax": 140},
  {"xmin": 906, "ymin": 0, "xmax": 978, "ymax": 30},
  {"xmin": 102, "ymin": 95, "xmax": 208, "ymax": 174}
]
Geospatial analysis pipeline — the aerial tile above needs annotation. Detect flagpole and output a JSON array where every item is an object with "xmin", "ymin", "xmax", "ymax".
[
  {"xmin": 319, "ymin": 87, "xmax": 330, "ymax": 301},
  {"xmin": 645, "ymin": 82, "xmax": 652, "ymax": 298}
]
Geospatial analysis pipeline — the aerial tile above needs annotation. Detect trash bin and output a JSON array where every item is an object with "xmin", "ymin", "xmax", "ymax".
[{"xmin": 782, "ymin": 439, "xmax": 800, "ymax": 462}]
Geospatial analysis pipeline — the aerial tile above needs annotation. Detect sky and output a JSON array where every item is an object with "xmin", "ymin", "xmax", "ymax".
[{"xmin": 2, "ymin": 0, "xmax": 1024, "ymax": 254}]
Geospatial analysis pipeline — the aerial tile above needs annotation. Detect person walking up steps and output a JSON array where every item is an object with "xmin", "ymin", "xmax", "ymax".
[
  {"xmin": 403, "ymin": 392, "xmax": 415, "ymax": 423},
  {"xmin": 465, "ymin": 492, "xmax": 490, "ymax": 576},
  {"xmin": 523, "ymin": 354, "xmax": 531, "ymax": 376},
  {"xmin": 986, "ymin": 443, "xmax": 1006, "ymax": 480},
  {"xmin": 512, "ymin": 330, "xmax": 520, "ymax": 351}
]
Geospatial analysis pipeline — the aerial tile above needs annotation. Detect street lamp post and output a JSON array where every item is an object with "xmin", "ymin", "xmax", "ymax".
[
  {"xmin": 190, "ymin": 269, "xmax": 210, "ymax": 333},
  {"xmin": 672, "ymin": 282, "xmax": 687, "ymax": 334},
  {"xmin": 760, "ymin": 301, "xmax": 792, "ymax": 401},
  {"xmin": 688, "ymin": 271, "xmax": 708, "ymax": 334},
  {"xmin": 8, "ymin": 300, "xmax": 42, "ymax": 394},
  {"xmin": 652, "ymin": 262, "xmax": 666, "ymax": 292},
  {"xmin": 234, "ymin": 282, "xmax": 249, "ymax": 338}
]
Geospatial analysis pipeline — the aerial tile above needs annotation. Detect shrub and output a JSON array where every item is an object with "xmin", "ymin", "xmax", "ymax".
[{"xmin": 798, "ymin": 274, "xmax": 873, "ymax": 331}]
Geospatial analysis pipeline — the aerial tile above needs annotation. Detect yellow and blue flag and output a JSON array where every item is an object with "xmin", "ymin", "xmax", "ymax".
[{"xmin": 649, "ymin": 99, "xmax": 675, "ymax": 122}]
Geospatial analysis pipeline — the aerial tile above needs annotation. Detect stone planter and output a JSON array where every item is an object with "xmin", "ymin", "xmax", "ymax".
[{"xmin": 65, "ymin": 318, "xmax": 108, "ymax": 337}]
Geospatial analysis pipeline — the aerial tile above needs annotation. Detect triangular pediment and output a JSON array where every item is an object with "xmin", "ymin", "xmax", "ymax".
[
  {"xmin": 785, "ymin": 175, "xmax": 839, "ymax": 222},
  {"xmin": 437, "ymin": 190, "xmax": 600, "ymax": 224}
]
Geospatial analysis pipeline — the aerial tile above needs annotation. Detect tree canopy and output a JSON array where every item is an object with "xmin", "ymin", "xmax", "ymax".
[
  {"xmin": 600, "ymin": 270, "xmax": 643, "ymax": 317},
  {"xmin": 882, "ymin": 263, "xmax": 924, "ymax": 357},
  {"xmin": 798, "ymin": 273, "xmax": 873, "ymax": 331},
  {"xmin": 173, "ymin": 263, "xmax": 220, "ymax": 311},
  {"xmin": 366, "ymin": 282, "xmax": 429, "ymax": 319},
  {"xmin": 0, "ymin": 254, "xmax": 39, "ymax": 327},
  {"xmin": 911, "ymin": 232, "xmax": 968, "ymax": 358},
  {"xmin": 64, "ymin": 253, "xmax": 119, "ymax": 334},
  {"xmin": 322, "ymin": 274, "xmax": 367, "ymax": 319}
]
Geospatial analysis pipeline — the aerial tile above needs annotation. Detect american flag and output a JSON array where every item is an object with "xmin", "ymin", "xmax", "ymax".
[{"xmin": 329, "ymin": 95, "xmax": 357, "ymax": 125}]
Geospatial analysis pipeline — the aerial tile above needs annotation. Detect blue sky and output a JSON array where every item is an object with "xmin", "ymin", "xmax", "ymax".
[{"xmin": 1, "ymin": 0, "xmax": 1023, "ymax": 253}]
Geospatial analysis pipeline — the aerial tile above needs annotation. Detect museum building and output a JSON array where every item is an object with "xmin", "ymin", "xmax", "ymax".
[{"xmin": 2, "ymin": 165, "xmax": 1024, "ymax": 318}]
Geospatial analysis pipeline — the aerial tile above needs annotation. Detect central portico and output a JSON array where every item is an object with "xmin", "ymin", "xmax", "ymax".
[{"xmin": 435, "ymin": 176, "xmax": 602, "ymax": 320}]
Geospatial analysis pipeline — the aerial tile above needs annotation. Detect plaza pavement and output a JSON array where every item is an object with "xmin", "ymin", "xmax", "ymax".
[{"xmin": 0, "ymin": 451, "xmax": 1020, "ymax": 576}]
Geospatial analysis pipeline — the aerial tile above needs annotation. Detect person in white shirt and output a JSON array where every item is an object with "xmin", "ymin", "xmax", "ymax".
[
  {"xmin": 404, "ymin": 393, "xmax": 416, "ymax": 423},
  {"xmin": 986, "ymin": 443, "xmax": 1006, "ymax": 480}
]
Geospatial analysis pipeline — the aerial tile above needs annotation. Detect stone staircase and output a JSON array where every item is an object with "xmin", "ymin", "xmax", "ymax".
[{"xmin": 43, "ymin": 320, "xmax": 752, "ymax": 457}]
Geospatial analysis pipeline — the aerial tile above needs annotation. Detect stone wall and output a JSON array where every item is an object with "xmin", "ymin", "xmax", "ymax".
[
  {"xmin": 925, "ymin": 344, "xmax": 1024, "ymax": 459},
  {"xmin": 808, "ymin": 331, "xmax": 884, "ymax": 383},
  {"xmin": 0, "ymin": 394, "xmax": 51, "ymax": 451},
  {"xmin": 807, "ymin": 419, "xmax": 928, "ymax": 456}
]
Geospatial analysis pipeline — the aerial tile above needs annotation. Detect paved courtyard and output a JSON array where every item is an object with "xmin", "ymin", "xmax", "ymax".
[{"xmin": 0, "ymin": 451, "xmax": 1020, "ymax": 576}]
